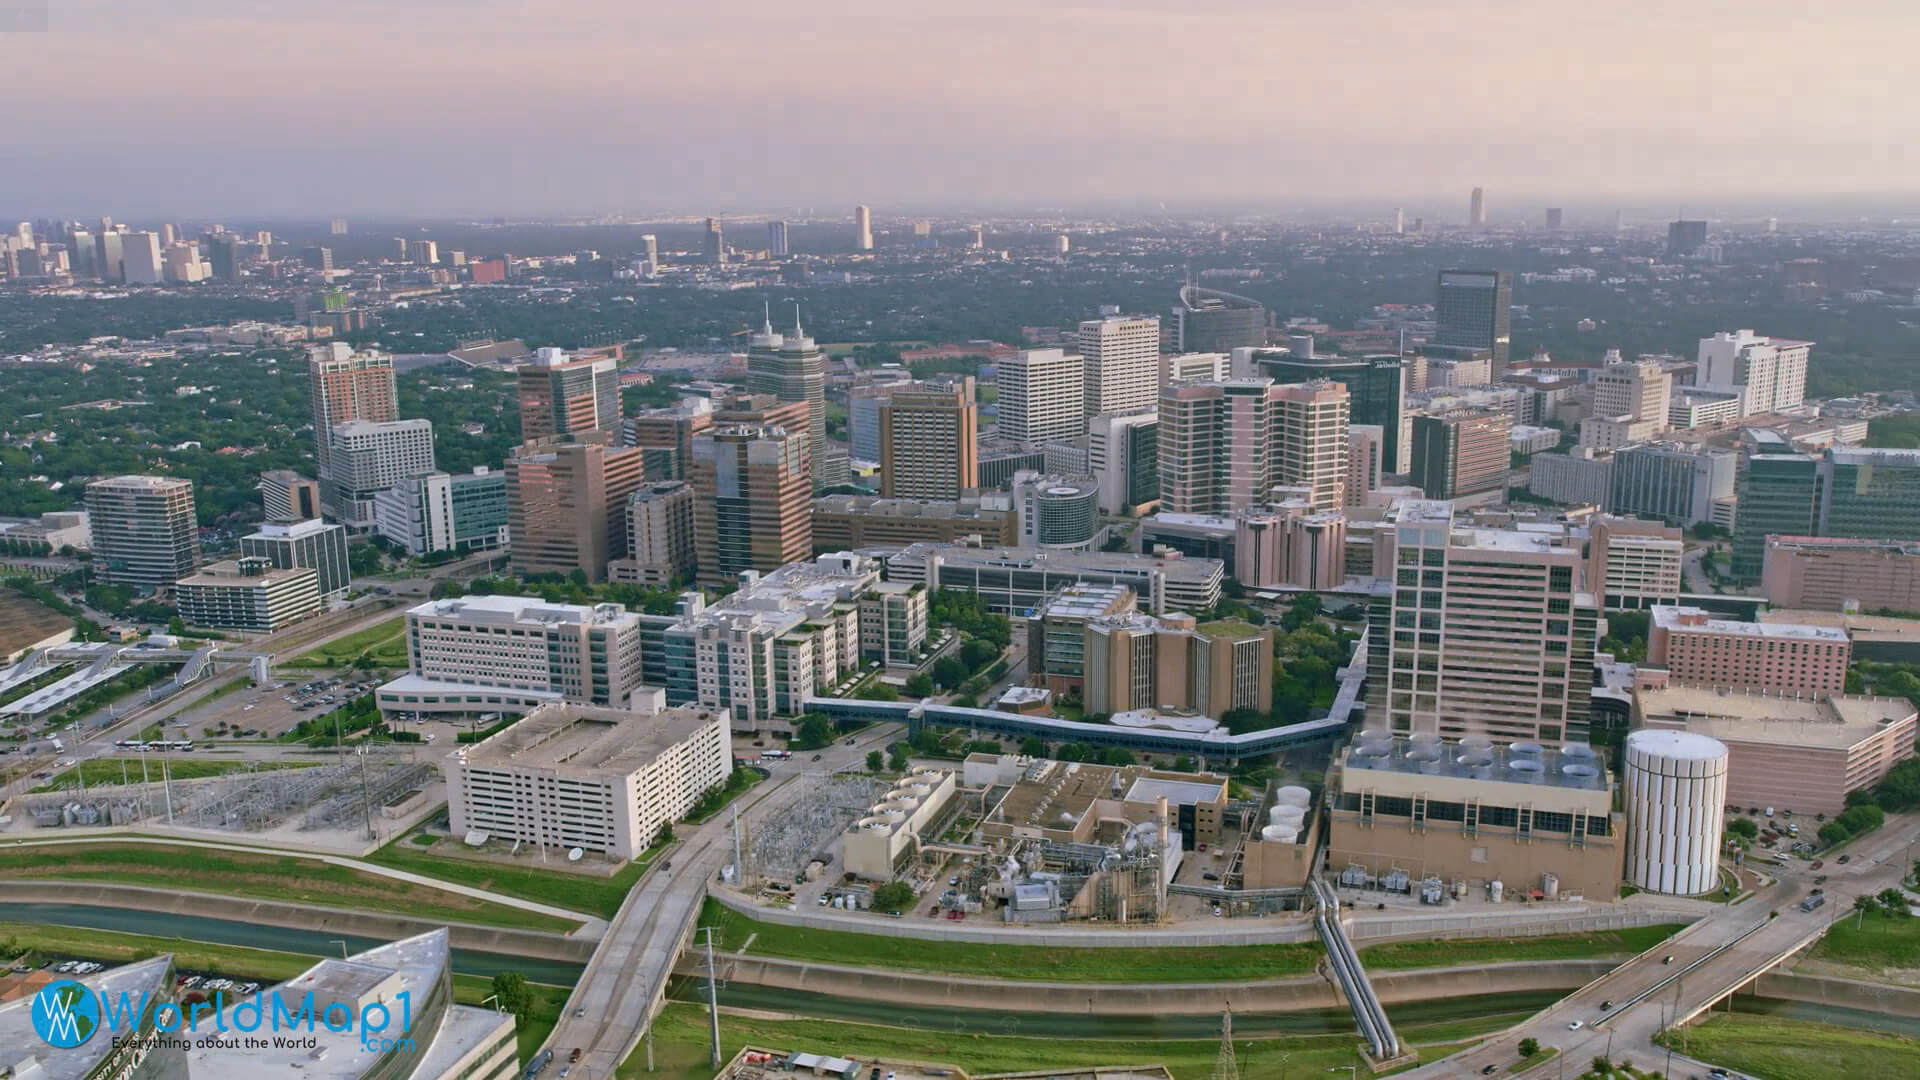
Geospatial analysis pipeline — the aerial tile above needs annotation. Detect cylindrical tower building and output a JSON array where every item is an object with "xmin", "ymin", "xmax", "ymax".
[{"xmin": 1624, "ymin": 730, "xmax": 1728, "ymax": 895}]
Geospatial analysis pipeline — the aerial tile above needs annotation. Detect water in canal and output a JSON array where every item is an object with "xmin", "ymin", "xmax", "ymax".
[
  {"xmin": 0, "ymin": 902, "xmax": 584, "ymax": 985},
  {"xmin": 665, "ymin": 978, "xmax": 1560, "ymax": 1040}
]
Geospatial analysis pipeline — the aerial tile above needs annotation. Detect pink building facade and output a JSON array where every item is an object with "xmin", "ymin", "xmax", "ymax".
[
  {"xmin": 1647, "ymin": 605, "xmax": 1849, "ymax": 694},
  {"xmin": 1761, "ymin": 536, "xmax": 1920, "ymax": 614}
]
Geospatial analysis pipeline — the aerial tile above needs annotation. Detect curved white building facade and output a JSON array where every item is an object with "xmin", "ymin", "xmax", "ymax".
[{"xmin": 1624, "ymin": 730, "xmax": 1728, "ymax": 895}]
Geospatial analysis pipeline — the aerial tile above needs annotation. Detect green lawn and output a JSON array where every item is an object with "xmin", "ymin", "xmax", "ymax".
[
  {"xmin": 30, "ymin": 757, "xmax": 314, "ymax": 792},
  {"xmin": 0, "ymin": 842, "xmax": 577, "ymax": 933},
  {"xmin": 1655, "ymin": 1013, "xmax": 1920, "ymax": 1080},
  {"xmin": 1811, "ymin": 910, "xmax": 1920, "ymax": 970},
  {"xmin": 1358, "ymin": 924, "xmax": 1687, "ymax": 971},
  {"xmin": 701, "ymin": 898, "xmax": 1325, "ymax": 982},
  {"xmin": 627, "ymin": 1003, "xmax": 1483, "ymax": 1080},
  {"xmin": 287, "ymin": 615, "xmax": 408, "ymax": 668},
  {"xmin": 683, "ymin": 767, "xmax": 765, "ymax": 825},
  {"xmin": 366, "ymin": 831, "xmax": 664, "ymax": 920},
  {"xmin": 0, "ymin": 921, "xmax": 565, "ymax": 1067}
]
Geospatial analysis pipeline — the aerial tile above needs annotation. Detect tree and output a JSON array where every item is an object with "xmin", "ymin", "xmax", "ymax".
[
  {"xmin": 1020, "ymin": 736, "xmax": 1047, "ymax": 757},
  {"xmin": 167, "ymin": 615, "xmax": 186, "ymax": 635},
  {"xmin": 888, "ymin": 744, "xmax": 910, "ymax": 771},
  {"xmin": 855, "ymin": 682, "xmax": 899, "ymax": 702},
  {"xmin": 871, "ymin": 881, "xmax": 914, "ymax": 912},
  {"xmin": 1518, "ymin": 1037, "xmax": 1539, "ymax": 1058},
  {"xmin": 903, "ymin": 673, "xmax": 933, "ymax": 698},
  {"xmin": 430, "ymin": 580, "xmax": 465, "ymax": 599},
  {"xmin": 1590, "ymin": 1057, "xmax": 1611, "ymax": 1076},
  {"xmin": 1727, "ymin": 817, "xmax": 1759, "ymax": 840},
  {"xmin": 1280, "ymin": 592, "xmax": 1323, "ymax": 631},
  {"xmin": 1173, "ymin": 755, "xmax": 1197, "ymax": 773},
  {"xmin": 931, "ymin": 656, "xmax": 969, "ymax": 690},
  {"xmin": 654, "ymin": 821, "xmax": 675, "ymax": 845},
  {"xmin": 490, "ymin": 972, "xmax": 531, "ymax": 1020},
  {"xmin": 866, "ymin": 750, "xmax": 884, "ymax": 773},
  {"xmin": 1855, "ymin": 894, "xmax": 1878, "ymax": 916},
  {"xmin": 1877, "ymin": 887, "xmax": 1910, "ymax": 913},
  {"xmin": 793, "ymin": 713, "xmax": 833, "ymax": 749}
]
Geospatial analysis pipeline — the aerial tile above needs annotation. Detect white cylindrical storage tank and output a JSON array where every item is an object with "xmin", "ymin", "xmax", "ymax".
[
  {"xmin": 1541, "ymin": 872, "xmax": 1559, "ymax": 900},
  {"xmin": 1624, "ymin": 730, "xmax": 1728, "ymax": 896},
  {"xmin": 1275, "ymin": 785, "xmax": 1312, "ymax": 807},
  {"xmin": 1269, "ymin": 804, "xmax": 1307, "ymax": 826},
  {"xmin": 1260, "ymin": 824, "xmax": 1298, "ymax": 844},
  {"xmin": 1489, "ymin": 880, "xmax": 1504, "ymax": 903}
]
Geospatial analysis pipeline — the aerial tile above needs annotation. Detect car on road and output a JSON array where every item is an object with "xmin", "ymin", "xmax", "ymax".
[
  {"xmin": 1566, "ymin": 1020, "xmax": 1583, "ymax": 1030},
  {"xmin": 1482, "ymin": 1066, "xmax": 1500, "ymax": 1075},
  {"xmin": 569, "ymin": 1049, "xmax": 582, "ymax": 1063},
  {"xmin": 573, "ymin": 1007, "xmax": 585, "ymax": 1017},
  {"xmin": 1600, "ymin": 999, "xmax": 1611, "ymax": 1010},
  {"xmin": 812, "ymin": 753, "xmax": 822, "ymax": 761},
  {"xmin": 1838, "ymin": 854, "xmax": 1851, "ymax": 863}
]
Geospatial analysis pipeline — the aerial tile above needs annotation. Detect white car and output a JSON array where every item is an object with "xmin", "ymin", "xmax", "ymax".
[{"xmin": 1567, "ymin": 1020, "xmax": 1583, "ymax": 1030}]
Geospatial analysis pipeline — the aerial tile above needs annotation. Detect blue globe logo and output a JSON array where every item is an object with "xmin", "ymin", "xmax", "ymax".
[{"xmin": 31, "ymin": 979, "xmax": 100, "ymax": 1048}]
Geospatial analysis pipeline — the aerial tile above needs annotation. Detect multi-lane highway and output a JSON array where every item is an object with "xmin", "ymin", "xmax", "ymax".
[
  {"xmin": 1400, "ymin": 814, "xmax": 1919, "ymax": 1077},
  {"xmin": 541, "ymin": 724, "xmax": 900, "ymax": 1079}
]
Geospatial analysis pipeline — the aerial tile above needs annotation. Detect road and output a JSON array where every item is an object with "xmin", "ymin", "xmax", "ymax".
[
  {"xmin": 542, "ymin": 722, "xmax": 901, "ymax": 1079},
  {"xmin": 1398, "ymin": 815, "xmax": 1920, "ymax": 1078}
]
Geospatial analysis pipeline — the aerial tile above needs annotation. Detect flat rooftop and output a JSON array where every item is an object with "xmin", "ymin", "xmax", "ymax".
[
  {"xmin": 1452, "ymin": 527, "xmax": 1576, "ymax": 554},
  {"xmin": 813, "ymin": 494, "xmax": 1010, "ymax": 520},
  {"xmin": 1040, "ymin": 584, "xmax": 1133, "ymax": 620},
  {"xmin": 1760, "ymin": 609, "xmax": 1920, "ymax": 643},
  {"xmin": 457, "ymin": 702, "xmax": 719, "ymax": 778},
  {"xmin": 891, "ymin": 542, "xmax": 1224, "ymax": 582},
  {"xmin": 178, "ymin": 561, "xmax": 315, "ymax": 588},
  {"xmin": 1654, "ymin": 605, "xmax": 1849, "ymax": 642},
  {"xmin": 1125, "ymin": 775, "xmax": 1227, "ymax": 805},
  {"xmin": 1635, "ymin": 684, "xmax": 1917, "ymax": 749},
  {"xmin": 411, "ymin": 594, "xmax": 637, "ymax": 627},
  {"xmin": 1343, "ymin": 734, "xmax": 1609, "ymax": 793}
]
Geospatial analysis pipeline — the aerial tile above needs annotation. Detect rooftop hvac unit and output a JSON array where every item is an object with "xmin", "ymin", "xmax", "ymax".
[
  {"xmin": 1562, "ymin": 762, "xmax": 1599, "ymax": 778},
  {"xmin": 1339, "ymin": 864, "xmax": 1370, "ymax": 887},
  {"xmin": 1460, "ymin": 735, "xmax": 1494, "ymax": 752},
  {"xmin": 1509, "ymin": 741, "xmax": 1545, "ymax": 756},
  {"xmin": 1383, "ymin": 869, "xmax": 1411, "ymax": 893}
]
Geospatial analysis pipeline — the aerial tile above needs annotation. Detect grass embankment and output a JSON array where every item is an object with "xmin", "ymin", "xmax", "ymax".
[
  {"xmin": 30, "ymin": 757, "xmax": 314, "ymax": 792},
  {"xmin": 701, "ymin": 898, "xmax": 1321, "ymax": 982},
  {"xmin": 1811, "ymin": 910, "xmax": 1920, "ymax": 970},
  {"xmin": 367, "ymin": 831, "xmax": 664, "ymax": 921},
  {"xmin": 629, "ymin": 1003, "xmax": 1482, "ymax": 1079},
  {"xmin": 0, "ymin": 921, "xmax": 566, "ymax": 1064},
  {"xmin": 705, "ymin": 899, "xmax": 1687, "ymax": 984},
  {"xmin": 1358, "ymin": 924, "xmax": 1687, "ymax": 971},
  {"xmin": 286, "ymin": 615, "xmax": 408, "ymax": 668},
  {"xmin": 0, "ymin": 843, "xmax": 578, "ymax": 933},
  {"xmin": 683, "ymin": 766, "xmax": 765, "ymax": 825},
  {"xmin": 1655, "ymin": 1013, "xmax": 1920, "ymax": 1080}
]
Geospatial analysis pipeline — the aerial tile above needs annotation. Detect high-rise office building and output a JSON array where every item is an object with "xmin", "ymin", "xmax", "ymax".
[
  {"xmin": 301, "ymin": 245, "xmax": 333, "ymax": 272},
  {"xmin": 1468, "ymin": 186, "xmax": 1486, "ymax": 226},
  {"xmin": 1609, "ymin": 443, "xmax": 1738, "ymax": 526},
  {"xmin": 745, "ymin": 310, "xmax": 829, "ymax": 487},
  {"xmin": 1090, "ymin": 409, "xmax": 1159, "ymax": 515},
  {"xmin": 1079, "ymin": 315, "xmax": 1162, "ymax": 417},
  {"xmin": 329, "ymin": 217, "xmax": 348, "ymax": 235},
  {"xmin": 1393, "ymin": 207, "xmax": 1405, "ymax": 234},
  {"xmin": 1696, "ymin": 330, "xmax": 1811, "ymax": 417},
  {"xmin": 995, "ymin": 348, "xmax": 1086, "ymax": 447},
  {"xmin": 1172, "ymin": 285, "xmax": 1266, "ymax": 353},
  {"xmin": 516, "ymin": 347, "xmax": 620, "ymax": 440},
  {"xmin": 702, "ymin": 217, "xmax": 725, "ymax": 264},
  {"xmin": 1545, "ymin": 207, "xmax": 1564, "ymax": 230},
  {"xmin": 84, "ymin": 475, "xmax": 201, "ymax": 591},
  {"xmin": 640, "ymin": 233, "xmax": 658, "ymax": 268},
  {"xmin": 1592, "ymin": 355, "xmax": 1673, "ymax": 430},
  {"xmin": 1347, "ymin": 424, "xmax": 1385, "ymax": 506},
  {"xmin": 506, "ymin": 435, "xmax": 645, "ymax": 582},
  {"xmin": 1253, "ymin": 350, "xmax": 1405, "ymax": 480},
  {"xmin": 240, "ymin": 518, "xmax": 352, "ymax": 602},
  {"xmin": 326, "ymin": 418, "xmax": 437, "ymax": 527},
  {"xmin": 879, "ymin": 379, "xmax": 978, "ymax": 500},
  {"xmin": 619, "ymin": 397, "xmax": 713, "ymax": 480},
  {"xmin": 120, "ymin": 231, "xmax": 162, "ymax": 283},
  {"xmin": 407, "ymin": 238, "xmax": 438, "ymax": 265},
  {"xmin": 1731, "ymin": 452, "xmax": 1821, "ymax": 581},
  {"xmin": 1820, "ymin": 448, "xmax": 1920, "ymax": 543},
  {"xmin": 257, "ymin": 470, "xmax": 321, "ymax": 522},
  {"xmin": 854, "ymin": 205, "xmax": 873, "ymax": 250},
  {"xmin": 766, "ymin": 220, "xmax": 789, "ymax": 256},
  {"xmin": 1586, "ymin": 516, "xmax": 1684, "ymax": 611},
  {"xmin": 690, "ymin": 423, "xmax": 813, "ymax": 588},
  {"xmin": 1158, "ymin": 378, "xmax": 1349, "ymax": 514},
  {"xmin": 1667, "ymin": 219, "xmax": 1709, "ymax": 259},
  {"xmin": 1410, "ymin": 409, "xmax": 1511, "ymax": 501},
  {"xmin": 96, "ymin": 227, "xmax": 125, "ymax": 282},
  {"xmin": 607, "ymin": 480, "xmax": 698, "ymax": 586},
  {"xmin": 1434, "ymin": 269, "xmax": 1513, "ymax": 378},
  {"xmin": 1364, "ymin": 499, "xmax": 1599, "ymax": 744},
  {"xmin": 307, "ymin": 342, "xmax": 397, "ymax": 511}
]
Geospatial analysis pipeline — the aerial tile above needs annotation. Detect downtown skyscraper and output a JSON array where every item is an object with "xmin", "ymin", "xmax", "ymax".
[
  {"xmin": 1434, "ymin": 269, "xmax": 1513, "ymax": 378},
  {"xmin": 746, "ymin": 310, "xmax": 829, "ymax": 488}
]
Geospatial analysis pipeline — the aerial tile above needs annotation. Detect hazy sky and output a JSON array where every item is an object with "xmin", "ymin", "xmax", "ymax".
[{"xmin": 7, "ymin": 0, "xmax": 1916, "ymax": 219}]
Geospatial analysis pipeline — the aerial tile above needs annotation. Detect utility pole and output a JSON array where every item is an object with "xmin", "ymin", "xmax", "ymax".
[
  {"xmin": 701, "ymin": 926, "xmax": 722, "ymax": 1068},
  {"xmin": 161, "ymin": 754, "xmax": 174, "ymax": 825},
  {"xmin": 357, "ymin": 744, "xmax": 374, "ymax": 840}
]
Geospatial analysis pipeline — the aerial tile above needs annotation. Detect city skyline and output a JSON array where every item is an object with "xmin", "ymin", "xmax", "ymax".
[{"xmin": 7, "ymin": 1, "xmax": 1919, "ymax": 218}]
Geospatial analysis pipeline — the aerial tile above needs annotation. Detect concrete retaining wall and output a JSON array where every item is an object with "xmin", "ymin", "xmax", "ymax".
[
  {"xmin": 1750, "ymin": 971, "xmax": 1920, "ymax": 1018},
  {"xmin": 709, "ymin": 888, "xmax": 1685, "ymax": 948},
  {"xmin": 673, "ymin": 952, "xmax": 1616, "ymax": 1014},
  {"xmin": 0, "ymin": 880, "xmax": 595, "ymax": 964}
]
